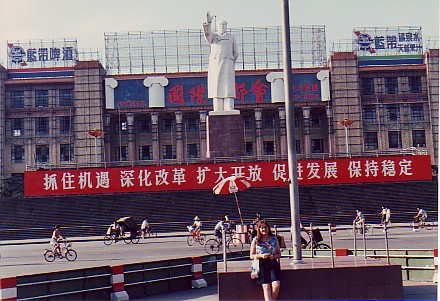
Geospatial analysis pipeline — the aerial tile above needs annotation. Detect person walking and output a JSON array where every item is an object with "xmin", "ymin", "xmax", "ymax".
[{"xmin": 250, "ymin": 220, "xmax": 281, "ymax": 300}]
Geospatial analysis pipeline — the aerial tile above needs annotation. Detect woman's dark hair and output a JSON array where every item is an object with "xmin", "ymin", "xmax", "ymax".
[{"xmin": 256, "ymin": 220, "xmax": 274, "ymax": 243}]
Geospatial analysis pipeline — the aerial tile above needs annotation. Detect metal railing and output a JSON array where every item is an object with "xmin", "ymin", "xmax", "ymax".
[{"xmin": 25, "ymin": 149, "xmax": 427, "ymax": 171}]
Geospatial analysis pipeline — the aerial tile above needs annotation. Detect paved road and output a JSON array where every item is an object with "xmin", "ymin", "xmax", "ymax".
[{"xmin": 0, "ymin": 224, "xmax": 436, "ymax": 277}]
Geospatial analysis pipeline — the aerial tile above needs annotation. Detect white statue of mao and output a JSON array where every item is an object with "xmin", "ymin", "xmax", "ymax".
[{"xmin": 203, "ymin": 11, "xmax": 239, "ymax": 114}]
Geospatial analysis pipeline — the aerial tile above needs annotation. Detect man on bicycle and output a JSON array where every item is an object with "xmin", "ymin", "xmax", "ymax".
[
  {"xmin": 214, "ymin": 217, "xmax": 228, "ymax": 243},
  {"xmin": 51, "ymin": 225, "xmax": 63, "ymax": 256},
  {"xmin": 353, "ymin": 210, "xmax": 365, "ymax": 233},
  {"xmin": 141, "ymin": 217, "xmax": 151, "ymax": 239},
  {"xmin": 415, "ymin": 207, "xmax": 428, "ymax": 224}
]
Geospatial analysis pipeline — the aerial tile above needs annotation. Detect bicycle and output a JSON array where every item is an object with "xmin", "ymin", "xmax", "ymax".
[
  {"xmin": 204, "ymin": 231, "xmax": 243, "ymax": 254},
  {"xmin": 347, "ymin": 222, "xmax": 373, "ymax": 236},
  {"xmin": 44, "ymin": 239, "xmax": 77, "ymax": 262},
  {"xmin": 411, "ymin": 218, "xmax": 433, "ymax": 231},
  {"xmin": 187, "ymin": 226, "xmax": 206, "ymax": 246},
  {"xmin": 302, "ymin": 229, "xmax": 330, "ymax": 249},
  {"xmin": 142, "ymin": 227, "xmax": 158, "ymax": 238}
]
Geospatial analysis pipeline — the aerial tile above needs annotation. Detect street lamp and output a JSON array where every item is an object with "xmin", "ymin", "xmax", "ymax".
[
  {"xmin": 337, "ymin": 118, "xmax": 354, "ymax": 154},
  {"xmin": 88, "ymin": 129, "xmax": 104, "ymax": 164}
]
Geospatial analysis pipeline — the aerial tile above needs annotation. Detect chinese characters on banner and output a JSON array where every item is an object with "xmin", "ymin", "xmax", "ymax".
[
  {"xmin": 24, "ymin": 155, "xmax": 432, "ymax": 197},
  {"xmin": 114, "ymin": 73, "xmax": 322, "ymax": 109}
]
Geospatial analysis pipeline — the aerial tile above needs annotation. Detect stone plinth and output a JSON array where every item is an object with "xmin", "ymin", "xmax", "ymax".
[
  {"xmin": 207, "ymin": 114, "xmax": 245, "ymax": 158},
  {"xmin": 218, "ymin": 257, "xmax": 403, "ymax": 300}
]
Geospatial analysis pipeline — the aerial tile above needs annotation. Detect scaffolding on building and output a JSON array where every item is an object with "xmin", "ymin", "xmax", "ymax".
[{"xmin": 104, "ymin": 26, "xmax": 327, "ymax": 75}]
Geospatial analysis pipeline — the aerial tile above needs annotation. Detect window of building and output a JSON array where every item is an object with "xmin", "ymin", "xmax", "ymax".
[
  {"xmin": 36, "ymin": 145, "xmax": 49, "ymax": 163},
  {"xmin": 412, "ymin": 130, "xmax": 426, "ymax": 147},
  {"xmin": 162, "ymin": 119, "xmax": 174, "ymax": 133},
  {"xmin": 296, "ymin": 140, "xmax": 301, "ymax": 154},
  {"xmin": 60, "ymin": 144, "xmax": 74, "ymax": 162},
  {"xmin": 11, "ymin": 91, "xmax": 24, "ymax": 108},
  {"xmin": 139, "ymin": 119, "xmax": 151, "ymax": 133},
  {"xmin": 115, "ymin": 120, "xmax": 128, "ymax": 134},
  {"xmin": 408, "ymin": 76, "xmax": 422, "ymax": 93},
  {"xmin": 35, "ymin": 90, "xmax": 49, "ymax": 107},
  {"xmin": 388, "ymin": 131, "xmax": 402, "ymax": 149},
  {"xmin": 243, "ymin": 116, "xmax": 254, "ymax": 130},
  {"xmin": 162, "ymin": 145, "xmax": 175, "ymax": 159},
  {"xmin": 12, "ymin": 145, "xmax": 24, "ymax": 163},
  {"xmin": 386, "ymin": 104, "xmax": 400, "ymax": 122},
  {"xmin": 364, "ymin": 132, "xmax": 378, "ymax": 150},
  {"xmin": 11, "ymin": 118, "xmax": 24, "ymax": 136},
  {"xmin": 59, "ymin": 89, "xmax": 74, "ymax": 106},
  {"xmin": 262, "ymin": 115, "xmax": 275, "ymax": 129},
  {"xmin": 245, "ymin": 142, "xmax": 253, "ymax": 156},
  {"xmin": 310, "ymin": 113, "xmax": 322, "ymax": 127},
  {"xmin": 361, "ymin": 78, "xmax": 375, "ymax": 95},
  {"xmin": 59, "ymin": 116, "xmax": 73, "ymax": 134},
  {"xmin": 36, "ymin": 117, "xmax": 49, "ymax": 135},
  {"xmin": 410, "ymin": 103, "xmax": 424, "ymax": 121},
  {"xmin": 139, "ymin": 145, "xmax": 152, "ymax": 160},
  {"xmin": 187, "ymin": 143, "xmax": 200, "ymax": 158},
  {"xmin": 115, "ymin": 146, "xmax": 128, "ymax": 161},
  {"xmin": 362, "ymin": 105, "xmax": 377, "ymax": 123},
  {"xmin": 311, "ymin": 139, "xmax": 324, "ymax": 153},
  {"xmin": 185, "ymin": 118, "xmax": 199, "ymax": 132},
  {"xmin": 263, "ymin": 141, "xmax": 275, "ymax": 155},
  {"xmin": 385, "ymin": 77, "xmax": 398, "ymax": 94}
]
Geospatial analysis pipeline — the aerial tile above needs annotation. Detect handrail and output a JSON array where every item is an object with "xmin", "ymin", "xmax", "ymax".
[{"xmin": 25, "ymin": 149, "xmax": 427, "ymax": 171}]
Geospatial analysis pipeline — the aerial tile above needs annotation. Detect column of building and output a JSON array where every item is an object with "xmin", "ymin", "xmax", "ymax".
[
  {"xmin": 278, "ymin": 108, "xmax": 287, "ymax": 158},
  {"xmin": 326, "ymin": 105, "xmax": 334, "ymax": 154},
  {"xmin": 254, "ymin": 109, "xmax": 263, "ymax": 157},
  {"xmin": 0, "ymin": 66, "xmax": 5, "ymax": 179},
  {"xmin": 199, "ymin": 111, "xmax": 207, "ymax": 160},
  {"xmin": 151, "ymin": 112, "xmax": 160, "ymax": 161},
  {"xmin": 425, "ymin": 49, "xmax": 439, "ymax": 167},
  {"xmin": 302, "ymin": 107, "xmax": 311, "ymax": 155},
  {"xmin": 175, "ymin": 112, "xmax": 184, "ymax": 161},
  {"xmin": 73, "ymin": 61, "xmax": 105, "ymax": 164},
  {"xmin": 126, "ymin": 113, "xmax": 136, "ymax": 161},
  {"xmin": 328, "ymin": 53, "xmax": 363, "ymax": 154}
]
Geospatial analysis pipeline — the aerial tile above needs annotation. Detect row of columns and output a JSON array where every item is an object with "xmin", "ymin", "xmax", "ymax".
[{"xmin": 104, "ymin": 106, "xmax": 333, "ymax": 162}]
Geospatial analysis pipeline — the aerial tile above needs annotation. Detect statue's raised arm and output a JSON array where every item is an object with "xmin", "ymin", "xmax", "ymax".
[{"xmin": 206, "ymin": 11, "xmax": 213, "ymax": 24}]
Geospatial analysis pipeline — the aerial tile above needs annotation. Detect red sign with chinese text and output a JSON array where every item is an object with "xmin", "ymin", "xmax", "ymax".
[{"xmin": 24, "ymin": 155, "xmax": 432, "ymax": 197}]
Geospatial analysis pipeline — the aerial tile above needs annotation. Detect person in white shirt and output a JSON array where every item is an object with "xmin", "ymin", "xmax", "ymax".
[
  {"xmin": 141, "ymin": 217, "xmax": 151, "ymax": 239},
  {"xmin": 415, "ymin": 207, "xmax": 427, "ymax": 223},
  {"xmin": 214, "ymin": 217, "xmax": 227, "ymax": 241}
]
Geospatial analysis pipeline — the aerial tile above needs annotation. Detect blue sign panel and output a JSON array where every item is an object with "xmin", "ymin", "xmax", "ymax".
[
  {"xmin": 114, "ymin": 72, "xmax": 321, "ymax": 109},
  {"xmin": 114, "ymin": 79, "xmax": 148, "ymax": 108}
]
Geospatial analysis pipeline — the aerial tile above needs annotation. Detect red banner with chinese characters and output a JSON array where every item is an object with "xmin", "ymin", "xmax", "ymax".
[{"xmin": 24, "ymin": 155, "xmax": 432, "ymax": 196}]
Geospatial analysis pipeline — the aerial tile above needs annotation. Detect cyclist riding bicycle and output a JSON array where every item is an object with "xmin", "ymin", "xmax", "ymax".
[
  {"xmin": 50, "ymin": 225, "xmax": 63, "ymax": 256},
  {"xmin": 140, "ymin": 217, "xmax": 151, "ymax": 239},
  {"xmin": 192, "ymin": 216, "xmax": 202, "ymax": 238},
  {"xmin": 353, "ymin": 209, "xmax": 365, "ymax": 233},
  {"xmin": 214, "ymin": 217, "xmax": 228, "ymax": 243},
  {"xmin": 415, "ymin": 207, "xmax": 428, "ymax": 224}
]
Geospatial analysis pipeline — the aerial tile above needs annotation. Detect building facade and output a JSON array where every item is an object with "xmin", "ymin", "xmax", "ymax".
[{"xmin": 0, "ymin": 41, "xmax": 438, "ymax": 183}]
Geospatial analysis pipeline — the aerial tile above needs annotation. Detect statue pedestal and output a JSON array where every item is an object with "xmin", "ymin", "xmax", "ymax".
[{"xmin": 206, "ymin": 114, "xmax": 245, "ymax": 158}]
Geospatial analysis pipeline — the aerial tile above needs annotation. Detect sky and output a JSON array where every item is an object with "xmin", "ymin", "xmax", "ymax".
[{"xmin": 0, "ymin": 0, "xmax": 438, "ymax": 65}]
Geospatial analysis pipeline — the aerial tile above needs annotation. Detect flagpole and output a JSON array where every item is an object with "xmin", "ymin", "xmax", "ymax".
[{"xmin": 281, "ymin": 0, "xmax": 303, "ymax": 262}]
